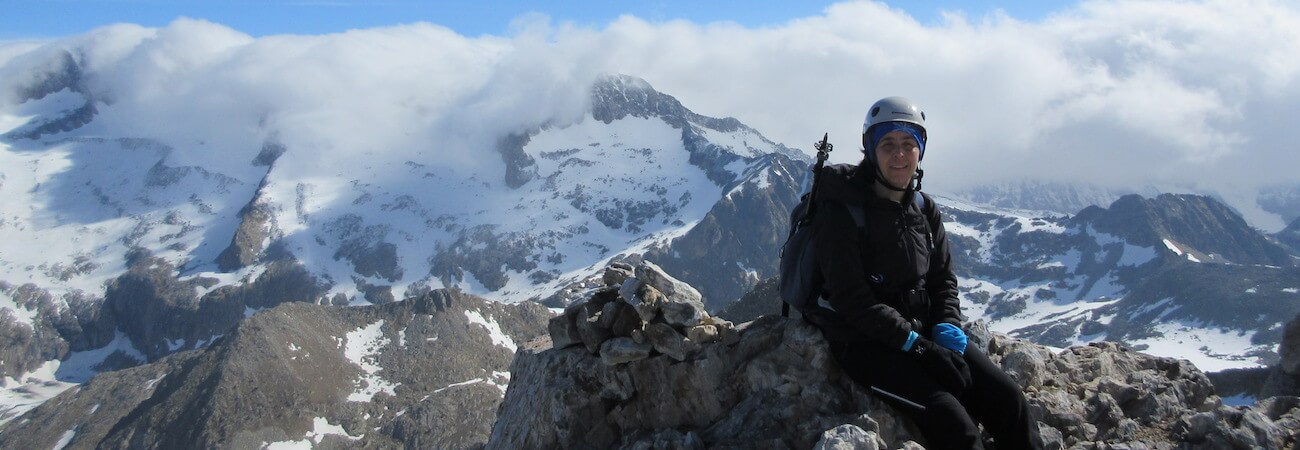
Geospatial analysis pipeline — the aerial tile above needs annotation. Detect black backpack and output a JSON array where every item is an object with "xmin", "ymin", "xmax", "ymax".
[{"xmin": 778, "ymin": 166, "xmax": 928, "ymax": 318}]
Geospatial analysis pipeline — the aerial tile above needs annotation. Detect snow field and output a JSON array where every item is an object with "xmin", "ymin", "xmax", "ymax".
[{"xmin": 344, "ymin": 320, "xmax": 399, "ymax": 402}]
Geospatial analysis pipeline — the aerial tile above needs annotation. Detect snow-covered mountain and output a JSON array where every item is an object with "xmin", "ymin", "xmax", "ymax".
[
  {"xmin": 945, "ymin": 193, "xmax": 1299, "ymax": 373},
  {"xmin": 0, "ymin": 44, "xmax": 807, "ymax": 423}
]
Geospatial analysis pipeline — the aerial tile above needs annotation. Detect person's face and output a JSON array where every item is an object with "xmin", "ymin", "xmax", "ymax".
[{"xmin": 874, "ymin": 129, "xmax": 920, "ymax": 189}]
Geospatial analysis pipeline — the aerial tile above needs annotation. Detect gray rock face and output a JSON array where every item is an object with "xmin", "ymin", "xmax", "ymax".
[
  {"xmin": 324, "ymin": 215, "xmax": 403, "ymax": 282},
  {"xmin": 0, "ymin": 283, "xmax": 82, "ymax": 380},
  {"xmin": 646, "ymin": 154, "xmax": 806, "ymax": 311},
  {"xmin": 0, "ymin": 289, "xmax": 552, "ymax": 449},
  {"xmin": 216, "ymin": 173, "xmax": 277, "ymax": 272},
  {"xmin": 493, "ymin": 275, "xmax": 1300, "ymax": 449},
  {"xmin": 498, "ymin": 132, "xmax": 538, "ymax": 189},
  {"xmin": 814, "ymin": 424, "xmax": 885, "ymax": 450},
  {"xmin": 1075, "ymin": 194, "xmax": 1294, "ymax": 267},
  {"xmin": 429, "ymin": 224, "xmax": 543, "ymax": 292},
  {"xmin": 103, "ymin": 251, "xmax": 327, "ymax": 361}
]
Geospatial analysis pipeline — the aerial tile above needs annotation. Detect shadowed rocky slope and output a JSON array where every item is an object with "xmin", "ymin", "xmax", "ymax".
[{"xmin": 0, "ymin": 289, "xmax": 550, "ymax": 449}]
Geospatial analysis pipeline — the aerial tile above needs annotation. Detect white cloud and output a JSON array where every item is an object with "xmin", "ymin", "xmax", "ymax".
[{"xmin": 1, "ymin": 1, "xmax": 1297, "ymax": 227}]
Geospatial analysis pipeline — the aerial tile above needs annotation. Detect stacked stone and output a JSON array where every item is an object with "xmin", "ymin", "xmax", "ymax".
[{"xmin": 547, "ymin": 261, "xmax": 739, "ymax": 365}]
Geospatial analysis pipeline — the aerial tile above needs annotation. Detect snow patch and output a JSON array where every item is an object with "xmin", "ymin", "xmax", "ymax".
[
  {"xmin": 0, "ymin": 360, "xmax": 78, "ymax": 427},
  {"xmin": 57, "ymin": 330, "xmax": 146, "ymax": 383},
  {"xmin": 1163, "ymin": 239, "xmax": 1182, "ymax": 255},
  {"xmin": 53, "ymin": 429, "xmax": 76, "ymax": 450},
  {"xmin": 465, "ymin": 309, "xmax": 516, "ymax": 352},
  {"xmin": 433, "ymin": 371, "xmax": 511, "ymax": 395},
  {"xmin": 1128, "ymin": 322, "xmax": 1268, "ymax": 371},
  {"xmin": 344, "ymin": 320, "xmax": 400, "ymax": 402}
]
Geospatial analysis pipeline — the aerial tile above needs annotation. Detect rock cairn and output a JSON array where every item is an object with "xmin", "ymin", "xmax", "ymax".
[{"xmin": 547, "ymin": 261, "xmax": 740, "ymax": 365}]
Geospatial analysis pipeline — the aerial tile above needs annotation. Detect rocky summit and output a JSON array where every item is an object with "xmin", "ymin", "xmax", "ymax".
[{"xmin": 490, "ymin": 263, "xmax": 1300, "ymax": 449}]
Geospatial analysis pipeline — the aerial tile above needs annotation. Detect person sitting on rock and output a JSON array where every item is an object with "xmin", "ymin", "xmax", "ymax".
[{"xmin": 805, "ymin": 96, "xmax": 1040, "ymax": 450}]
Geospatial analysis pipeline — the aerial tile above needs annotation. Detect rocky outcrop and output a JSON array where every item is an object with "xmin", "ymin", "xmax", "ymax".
[
  {"xmin": 0, "ymin": 289, "xmax": 552, "ymax": 449},
  {"xmin": 1074, "ymin": 194, "xmax": 1294, "ymax": 267},
  {"xmin": 1260, "ymin": 314, "xmax": 1300, "ymax": 399},
  {"xmin": 322, "ymin": 214, "xmax": 403, "ymax": 282},
  {"xmin": 490, "ymin": 265, "xmax": 1300, "ymax": 449},
  {"xmin": 103, "ymin": 250, "xmax": 327, "ymax": 361},
  {"xmin": 216, "ymin": 175, "xmax": 277, "ymax": 272},
  {"xmin": 646, "ymin": 154, "xmax": 805, "ymax": 311},
  {"xmin": 499, "ymin": 132, "xmax": 538, "ymax": 189},
  {"xmin": 0, "ymin": 283, "xmax": 88, "ymax": 379}
]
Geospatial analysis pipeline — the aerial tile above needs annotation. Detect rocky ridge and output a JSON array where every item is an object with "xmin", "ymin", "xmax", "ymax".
[
  {"xmin": 490, "ymin": 263, "xmax": 1300, "ymax": 449},
  {"xmin": 0, "ymin": 289, "xmax": 551, "ymax": 449}
]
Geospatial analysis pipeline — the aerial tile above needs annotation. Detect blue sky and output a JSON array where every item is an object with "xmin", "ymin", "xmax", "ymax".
[{"xmin": 2, "ymin": 0, "xmax": 1064, "ymax": 39}]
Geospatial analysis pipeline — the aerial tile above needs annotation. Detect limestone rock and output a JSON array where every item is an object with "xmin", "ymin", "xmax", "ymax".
[
  {"xmin": 635, "ymin": 261, "xmax": 703, "ymax": 306},
  {"xmin": 814, "ymin": 424, "xmax": 882, "ymax": 450},
  {"xmin": 603, "ymin": 262, "xmax": 635, "ymax": 288},
  {"xmin": 645, "ymin": 323, "xmax": 699, "ymax": 362},
  {"xmin": 576, "ymin": 305, "xmax": 611, "ymax": 354},
  {"xmin": 603, "ymin": 301, "xmax": 643, "ymax": 338},
  {"xmin": 599, "ymin": 337, "xmax": 652, "ymax": 365},
  {"xmin": 659, "ymin": 294, "xmax": 708, "ymax": 328},
  {"xmin": 686, "ymin": 325, "xmax": 720, "ymax": 344},
  {"xmin": 547, "ymin": 313, "xmax": 581, "ymax": 349},
  {"xmin": 620, "ymin": 279, "xmax": 664, "ymax": 323}
]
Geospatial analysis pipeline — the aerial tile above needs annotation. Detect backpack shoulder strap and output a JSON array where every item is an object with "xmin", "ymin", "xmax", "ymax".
[{"xmin": 915, "ymin": 191, "xmax": 936, "ymax": 252}]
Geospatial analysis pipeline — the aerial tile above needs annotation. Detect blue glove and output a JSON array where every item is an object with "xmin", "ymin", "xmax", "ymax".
[{"xmin": 932, "ymin": 323, "xmax": 967, "ymax": 355}]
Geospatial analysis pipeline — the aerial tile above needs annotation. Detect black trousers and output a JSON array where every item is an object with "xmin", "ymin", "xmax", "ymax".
[{"xmin": 832, "ymin": 342, "xmax": 1041, "ymax": 450}]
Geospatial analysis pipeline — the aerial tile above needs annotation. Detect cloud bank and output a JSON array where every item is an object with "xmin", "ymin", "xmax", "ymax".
[{"xmin": 1, "ymin": 0, "xmax": 1297, "ymax": 228}]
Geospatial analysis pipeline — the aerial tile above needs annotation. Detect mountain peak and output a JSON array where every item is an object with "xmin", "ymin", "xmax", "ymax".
[
  {"xmin": 590, "ymin": 73, "xmax": 688, "ymax": 125},
  {"xmin": 1076, "ymin": 193, "xmax": 1293, "ymax": 266}
]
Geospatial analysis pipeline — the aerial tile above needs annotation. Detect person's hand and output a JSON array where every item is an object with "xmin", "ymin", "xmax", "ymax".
[
  {"xmin": 932, "ymin": 323, "xmax": 968, "ymax": 355},
  {"xmin": 908, "ymin": 336, "xmax": 972, "ymax": 393}
]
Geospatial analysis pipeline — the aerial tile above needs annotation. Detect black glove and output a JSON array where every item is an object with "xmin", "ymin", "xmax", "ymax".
[{"xmin": 908, "ymin": 336, "xmax": 972, "ymax": 393}]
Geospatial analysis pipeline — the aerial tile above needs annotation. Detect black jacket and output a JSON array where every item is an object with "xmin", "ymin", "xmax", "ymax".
[{"xmin": 810, "ymin": 163, "xmax": 961, "ymax": 349}]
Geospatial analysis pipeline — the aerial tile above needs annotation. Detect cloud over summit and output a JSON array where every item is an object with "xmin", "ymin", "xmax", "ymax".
[{"xmin": 2, "ymin": 0, "xmax": 1298, "ymax": 228}]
